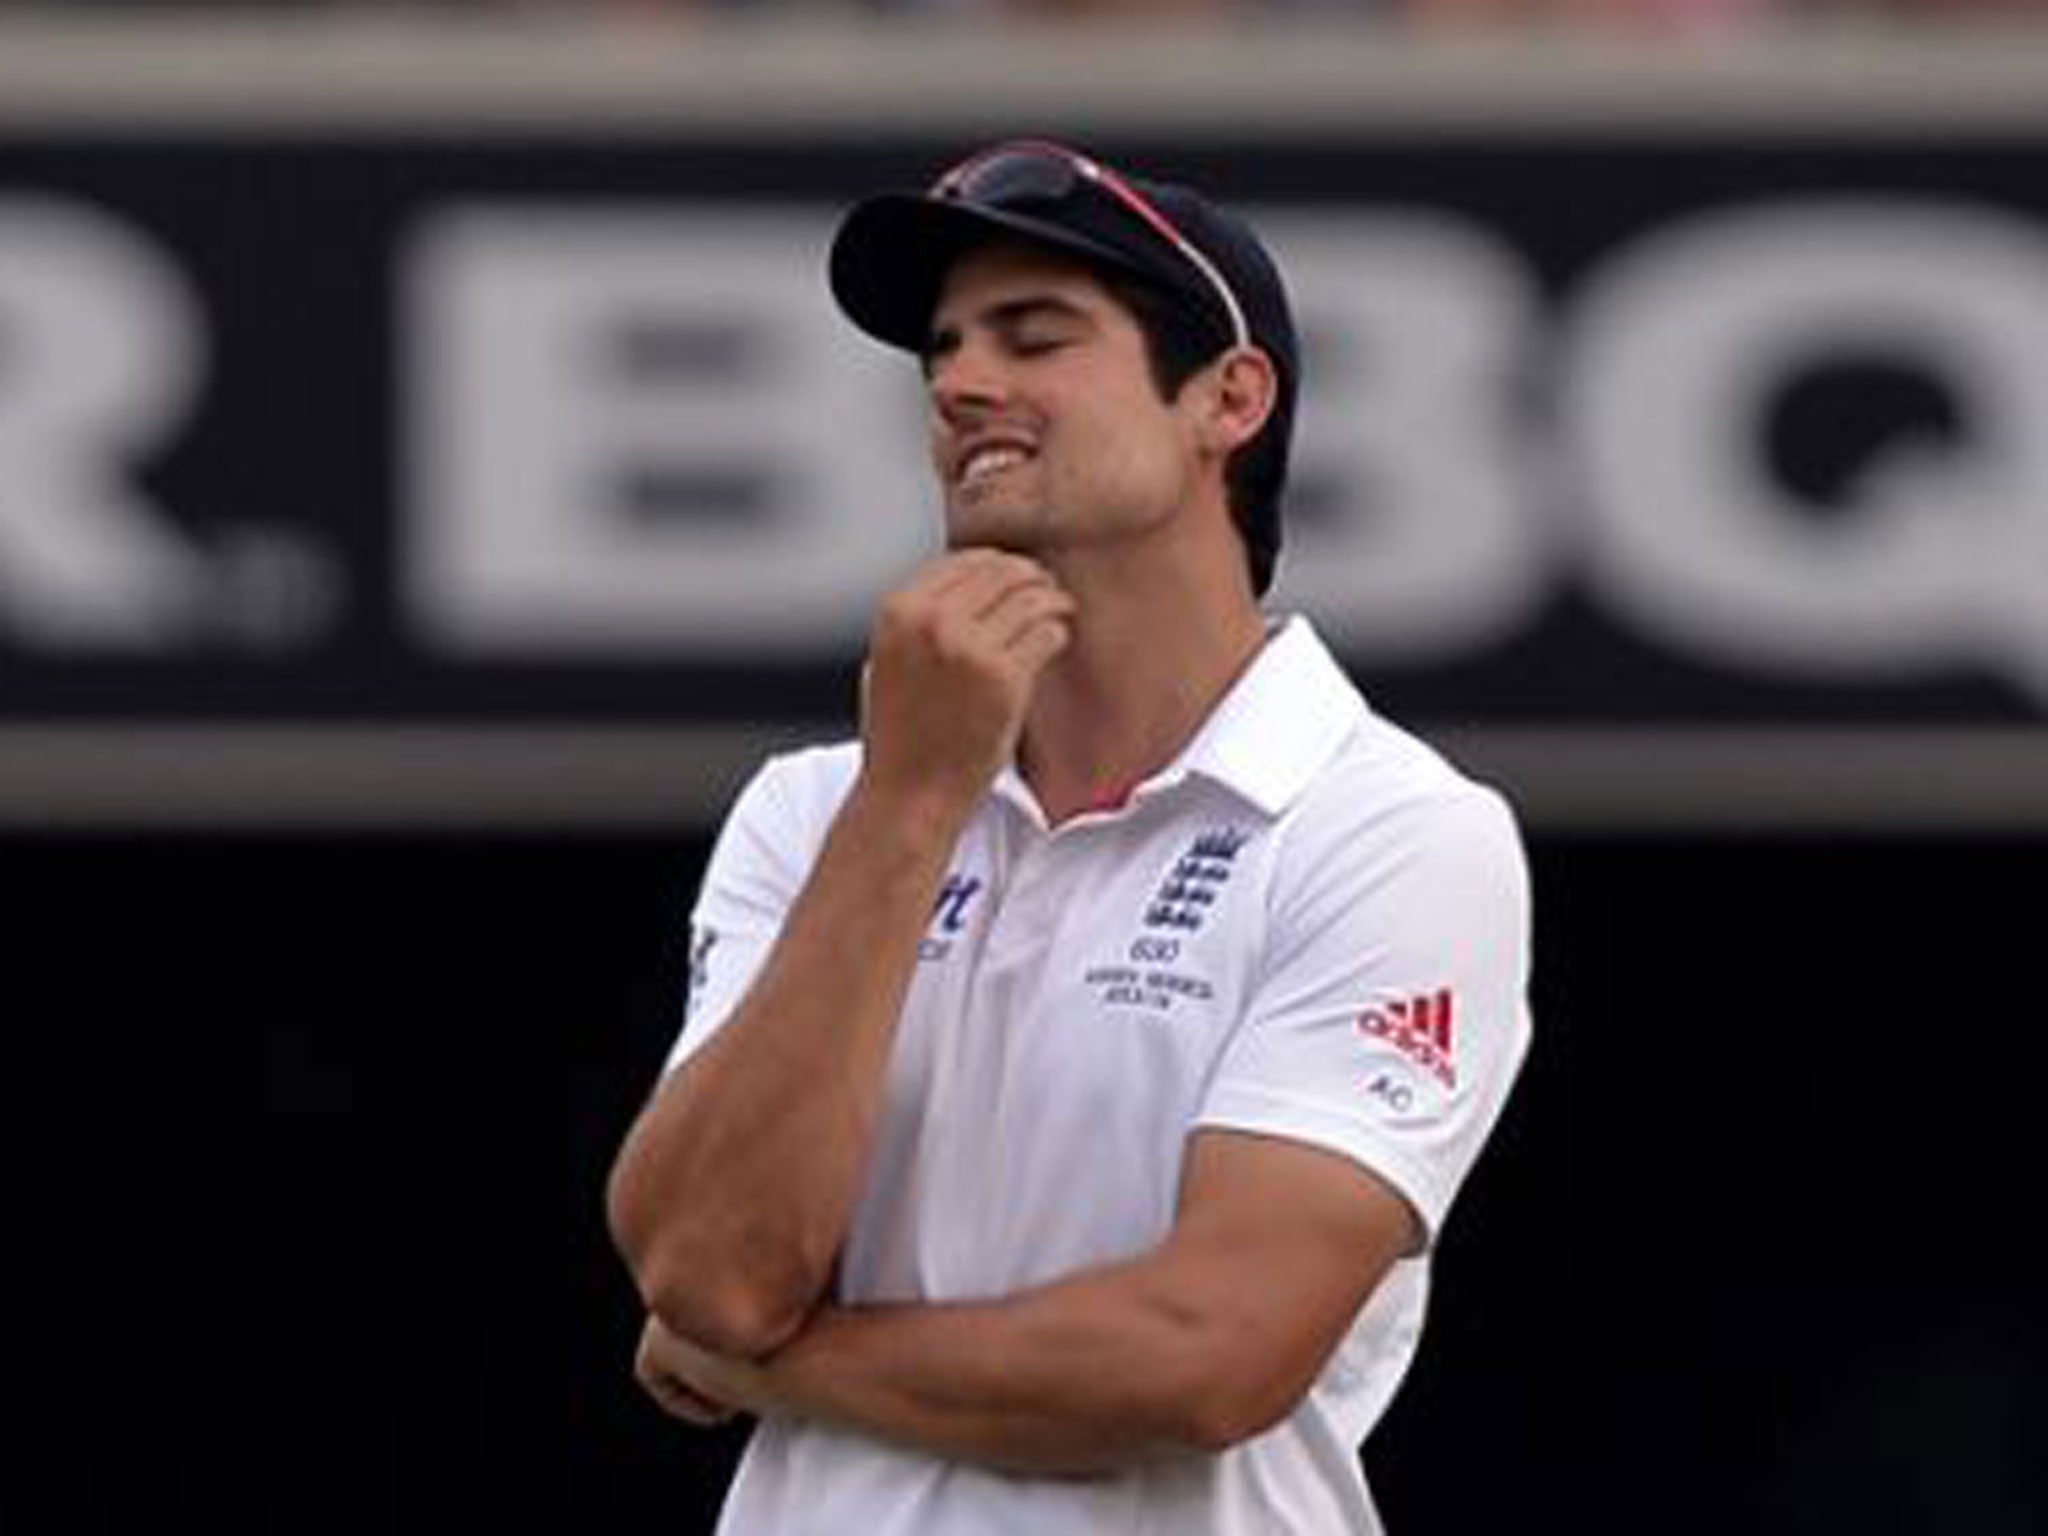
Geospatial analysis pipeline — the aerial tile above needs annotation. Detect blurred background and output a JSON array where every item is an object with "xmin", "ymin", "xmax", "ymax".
[{"xmin": 3, "ymin": 5, "xmax": 2045, "ymax": 1533}]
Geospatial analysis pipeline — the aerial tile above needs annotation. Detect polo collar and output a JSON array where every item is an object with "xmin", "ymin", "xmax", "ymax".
[
  {"xmin": 993, "ymin": 614, "xmax": 1366, "ymax": 824},
  {"xmin": 1168, "ymin": 614, "xmax": 1367, "ymax": 818}
]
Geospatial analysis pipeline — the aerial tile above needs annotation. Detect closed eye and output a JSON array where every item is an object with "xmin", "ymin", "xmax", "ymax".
[
  {"xmin": 925, "ymin": 293, "xmax": 1092, "ymax": 375},
  {"xmin": 1008, "ymin": 332, "xmax": 1071, "ymax": 358}
]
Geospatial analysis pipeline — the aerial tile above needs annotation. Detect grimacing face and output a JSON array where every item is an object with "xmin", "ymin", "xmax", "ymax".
[{"xmin": 924, "ymin": 243, "xmax": 1205, "ymax": 563}]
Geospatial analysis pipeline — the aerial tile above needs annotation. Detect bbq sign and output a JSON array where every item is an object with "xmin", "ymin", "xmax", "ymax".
[{"xmin": 3, "ymin": 68, "xmax": 2046, "ymax": 824}]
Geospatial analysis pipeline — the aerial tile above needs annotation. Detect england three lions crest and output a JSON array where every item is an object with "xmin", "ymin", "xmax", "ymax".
[{"xmin": 1144, "ymin": 825, "xmax": 1250, "ymax": 933}]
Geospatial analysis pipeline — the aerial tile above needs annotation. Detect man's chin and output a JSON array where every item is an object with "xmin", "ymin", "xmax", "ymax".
[
  {"xmin": 943, "ymin": 507, "xmax": 1049, "ymax": 555},
  {"xmin": 946, "ymin": 531, "xmax": 1038, "ymax": 555}
]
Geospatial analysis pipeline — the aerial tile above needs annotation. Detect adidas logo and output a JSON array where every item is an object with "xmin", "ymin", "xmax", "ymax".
[{"xmin": 1356, "ymin": 989, "xmax": 1457, "ymax": 1089}]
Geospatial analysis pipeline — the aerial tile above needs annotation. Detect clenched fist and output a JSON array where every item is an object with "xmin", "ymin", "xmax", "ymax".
[{"xmin": 858, "ymin": 550, "xmax": 1075, "ymax": 822}]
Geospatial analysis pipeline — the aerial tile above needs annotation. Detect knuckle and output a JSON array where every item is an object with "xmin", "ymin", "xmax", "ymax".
[
  {"xmin": 930, "ymin": 621, "xmax": 988, "ymax": 671},
  {"xmin": 872, "ymin": 601, "xmax": 912, "ymax": 644},
  {"xmin": 882, "ymin": 582, "xmax": 932, "ymax": 623},
  {"xmin": 1028, "ymin": 587, "xmax": 1069, "ymax": 616}
]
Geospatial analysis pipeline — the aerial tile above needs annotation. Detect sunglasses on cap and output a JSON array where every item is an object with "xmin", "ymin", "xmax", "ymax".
[{"xmin": 929, "ymin": 140, "xmax": 1253, "ymax": 353}]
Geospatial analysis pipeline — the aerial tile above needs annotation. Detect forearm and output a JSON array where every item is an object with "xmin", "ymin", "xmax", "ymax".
[
  {"xmin": 650, "ymin": 1135, "xmax": 1407, "ymax": 1476},
  {"xmin": 744, "ymin": 1264, "xmax": 1236, "ymax": 1476},
  {"xmin": 607, "ymin": 779, "xmax": 963, "ymax": 1355}
]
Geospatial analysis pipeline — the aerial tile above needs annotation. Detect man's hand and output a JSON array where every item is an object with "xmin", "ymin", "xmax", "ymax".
[
  {"xmin": 859, "ymin": 550, "xmax": 1074, "ymax": 820},
  {"xmin": 635, "ymin": 1312, "xmax": 751, "ymax": 1427}
]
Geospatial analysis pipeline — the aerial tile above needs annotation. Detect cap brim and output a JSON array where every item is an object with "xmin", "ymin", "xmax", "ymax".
[{"xmin": 829, "ymin": 193, "xmax": 1177, "ymax": 354}]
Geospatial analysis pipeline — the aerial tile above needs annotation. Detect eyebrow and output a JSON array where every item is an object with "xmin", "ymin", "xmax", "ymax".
[{"xmin": 925, "ymin": 293, "xmax": 1092, "ymax": 361}]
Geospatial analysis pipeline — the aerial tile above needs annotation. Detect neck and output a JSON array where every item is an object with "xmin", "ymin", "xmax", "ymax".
[{"xmin": 1017, "ymin": 554, "xmax": 1268, "ymax": 827}]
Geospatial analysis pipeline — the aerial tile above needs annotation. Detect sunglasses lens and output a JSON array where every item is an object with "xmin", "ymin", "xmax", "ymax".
[
  {"xmin": 930, "ymin": 146, "xmax": 1250, "ymax": 351},
  {"xmin": 940, "ymin": 152, "xmax": 1079, "ymax": 208}
]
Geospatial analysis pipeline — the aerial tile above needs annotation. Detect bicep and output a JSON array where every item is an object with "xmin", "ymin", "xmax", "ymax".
[{"xmin": 1151, "ymin": 1128, "xmax": 1417, "ymax": 1440}]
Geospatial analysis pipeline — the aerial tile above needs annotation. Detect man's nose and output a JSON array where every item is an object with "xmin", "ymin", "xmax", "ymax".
[{"xmin": 929, "ymin": 337, "xmax": 1008, "ymax": 424}]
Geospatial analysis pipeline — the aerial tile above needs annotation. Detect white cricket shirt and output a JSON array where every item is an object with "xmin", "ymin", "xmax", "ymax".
[{"xmin": 668, "ymin": 615, "xmax": 1533, "ymax": 1536}]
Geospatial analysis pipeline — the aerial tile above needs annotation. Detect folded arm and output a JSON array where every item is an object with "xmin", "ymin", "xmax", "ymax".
[
  {"xmin": 606, "ymin": 552, "xmax": 1076, "ymax": 1359},
  {"xmin": 638, "ymin": 1127, "xmax": 1417, "ymax": 1475},
  {"xmin": 608, "ymin": 782, "xmax": 958, "ymax": 1357}
]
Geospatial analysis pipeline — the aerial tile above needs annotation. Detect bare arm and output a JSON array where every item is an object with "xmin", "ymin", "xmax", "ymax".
[
  {"xmin": 606, "ymin": 551, "xmax": 1074, "ymax": 1358},
  {"xmin": 608, "ymin": 783, "xmax": 957, "ymax": 1357},
  {"xmin": 637, "ymin": 1128, "xmax": 1417, "ymax": 1473}
]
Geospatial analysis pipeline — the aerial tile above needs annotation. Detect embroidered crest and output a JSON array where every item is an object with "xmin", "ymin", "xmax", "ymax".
[{"xmin": 1143, "ymin": 825, "xmax": 1249, "ymax": 933}]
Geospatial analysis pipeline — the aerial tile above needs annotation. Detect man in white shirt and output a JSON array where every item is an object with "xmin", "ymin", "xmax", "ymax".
[{"xmin": 607, "ymin": 139, "xmax": 1533, "ymax": 1535}]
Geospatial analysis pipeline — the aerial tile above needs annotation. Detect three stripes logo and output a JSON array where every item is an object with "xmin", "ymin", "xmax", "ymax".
[{"xmin": 1356, "ymin": 989, "xmax": 1457, "ymax": 1089}]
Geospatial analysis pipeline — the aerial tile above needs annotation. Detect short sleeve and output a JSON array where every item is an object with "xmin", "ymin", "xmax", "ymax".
[
  {"xmin": 1195, "ymin": 783, "xmax": 1532, "ymax": 1248},
  {"xmin": 663, "ymin": 749, "xmax": 842, "ymax": 1076}
]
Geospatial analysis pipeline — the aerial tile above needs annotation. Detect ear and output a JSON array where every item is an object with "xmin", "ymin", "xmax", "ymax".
[{"xmin": 1197, "ymin": 347, "xmax": 1278, "ymax": 456}]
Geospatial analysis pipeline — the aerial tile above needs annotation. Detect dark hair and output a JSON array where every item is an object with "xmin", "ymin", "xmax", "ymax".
[{"xmin": 1098, "ymin": 271, "xmax": 1282, "ymax": 597}]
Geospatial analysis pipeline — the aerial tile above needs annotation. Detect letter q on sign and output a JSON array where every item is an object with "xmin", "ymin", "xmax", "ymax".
[{"xmin": 1562, "ymin": 199, "xmax": 2048, "ymax": 699}]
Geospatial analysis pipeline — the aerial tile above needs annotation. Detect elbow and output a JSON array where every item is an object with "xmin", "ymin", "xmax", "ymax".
[
  {"xmin": 1175, "ymin": 1388, "xmax": 1296, "ymax": 1456},
  {"xmin": 606, "ymin": 1152, "xmax": 685, "ymax": 1320},
  {"xmin": 604, "ymin": 1131, "xmax": 821, "ymax": 1358},
  {"xmin": 1163, "ymin": 1348, "xmax": 1305, "ymax": 1455},
  {"xmin": 639, "ymin": 1261, "xmax": 814, "ymax": 1361},
  {"xmin": 613, "ymin": 1192, "xmax": 819, "ymax": 1359}
]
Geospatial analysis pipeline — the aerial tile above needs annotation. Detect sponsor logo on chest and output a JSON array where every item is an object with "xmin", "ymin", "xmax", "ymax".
[{"xmin": 918, "ymin": 870, "xmax": 983, "ymax": 963}]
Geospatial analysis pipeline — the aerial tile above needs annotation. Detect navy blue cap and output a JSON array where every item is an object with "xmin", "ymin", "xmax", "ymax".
[{"xmin": 828, "ymin": 143, "xmax": 1298, "ymax": 595}]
